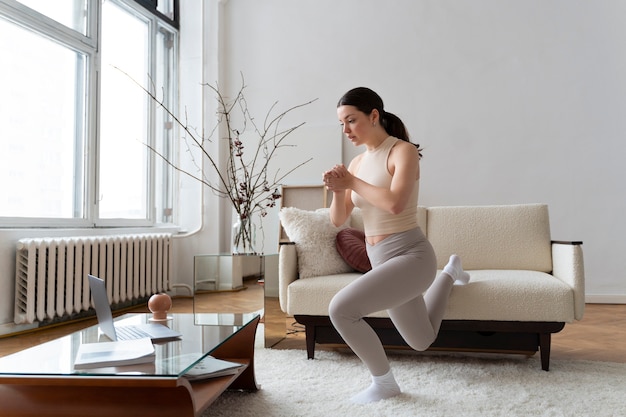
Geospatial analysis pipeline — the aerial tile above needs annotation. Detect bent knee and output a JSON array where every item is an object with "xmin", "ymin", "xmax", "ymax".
[
  {"xmin": 328, "ymin": 296, "xmax": 346, "ymax": 321},
  {"xmin": 328, "ymin": 296, "xmax": 361, "ymax": 323},
  {"xmin": 403, "ymin": 334, "xmax": 436, "ymax": 352},
  {"xmin": 409, "ymin": 341, "xmax": 433, "ymax": 352}
]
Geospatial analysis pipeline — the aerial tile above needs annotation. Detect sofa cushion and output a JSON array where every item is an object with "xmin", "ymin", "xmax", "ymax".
[
  {"xmin": 279, "ymin": 207, "xmax": 352, "ymax": 278},
  {"xmin": 426, "ymin": 204, "xmax": 553, "ymax": 272},
  {"xmin": 286, "ymin": 270, "xmax": 575, "ymax": 322},
  {"xmin": 286, "ymin": 273, "xmax": 388, "ymax": 317},
  {"xmin": 444, "ymin": 270, "xmax": 575, "ymax": 322},
  {"xmin": 336, "ymin": 228, "xmax": 372, "ymax": 273}
]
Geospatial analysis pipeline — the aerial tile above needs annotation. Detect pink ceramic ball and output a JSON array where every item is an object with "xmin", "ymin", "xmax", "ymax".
[{"xmin": 148, "ymin": 293, "xmax": 172, "ymax": 320}]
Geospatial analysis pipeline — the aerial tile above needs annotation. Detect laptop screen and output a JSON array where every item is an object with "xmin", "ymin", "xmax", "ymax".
[{"xmin": 87, "ymin": 274, "xmax": 119, "ymax": 340}]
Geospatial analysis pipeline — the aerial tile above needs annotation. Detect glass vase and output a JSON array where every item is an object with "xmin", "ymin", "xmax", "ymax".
[{"xmin": 232, "ymin": 212, "xmax": 257, "ymax": 255}]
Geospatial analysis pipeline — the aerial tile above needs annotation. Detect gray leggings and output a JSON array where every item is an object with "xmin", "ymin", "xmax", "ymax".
[{"xmin": 328, "ymin": 227, "xmax": 453, "ymax": 376}]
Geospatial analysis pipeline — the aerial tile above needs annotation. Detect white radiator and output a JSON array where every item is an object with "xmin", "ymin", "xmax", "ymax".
[{"xmin": 14, "ymin": 233, "xmax": 172, "ymax": 325}]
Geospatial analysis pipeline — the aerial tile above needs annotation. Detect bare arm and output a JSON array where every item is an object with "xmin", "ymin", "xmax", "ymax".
[
  {"xmin": 323, "ymin": 157, "xmax": 360, "ymax": 227},
  {"xmin": 328, "ymin": 188, "xmax": 353, "ymax": 227}
]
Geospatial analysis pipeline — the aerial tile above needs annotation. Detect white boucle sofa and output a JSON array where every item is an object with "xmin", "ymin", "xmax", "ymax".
[{"xmin": 278, "ymin": 203, "xmax": 585, "ymax": 371}]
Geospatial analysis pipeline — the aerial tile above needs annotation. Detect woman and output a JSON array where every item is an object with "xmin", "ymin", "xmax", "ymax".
[{"xmin": 323, "ymin": 87, "xmax": 470, "ymax": 404}]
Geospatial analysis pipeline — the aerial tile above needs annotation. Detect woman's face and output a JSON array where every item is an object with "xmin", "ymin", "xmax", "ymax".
[{"xmin": 337, "ymin": 105, "xmax": 376, "ymax": 146}]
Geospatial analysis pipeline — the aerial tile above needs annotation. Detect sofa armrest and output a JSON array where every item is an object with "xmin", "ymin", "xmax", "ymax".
[
  {"xmin": 279, "ymin": 242, "xmax": 298, "ymax": 313},
  {"xmin": 551, "ymin": 241, "xmax": 585, "ymax": 320}
]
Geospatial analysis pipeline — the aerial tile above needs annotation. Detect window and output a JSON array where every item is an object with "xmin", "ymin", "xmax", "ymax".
[
  {"xmin": 15, "ymin": 0, "xmax": 89, "ymax": 35},
  {"xmin": 0, "ymin": 16, "xmax": 86, "ymax": 220},
  {"xmin": 0, "ymin": 0, "xmax": 178, "ymax": 227}
]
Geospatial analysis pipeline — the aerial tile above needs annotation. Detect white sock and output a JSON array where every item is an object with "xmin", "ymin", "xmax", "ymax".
[
  {"xmin": 443, "ymin": 254, "xmax": 470, "ymax": 285},
  {"xmin": 351, "ymin": 369, "xmax": 401, "ymax": 404}
]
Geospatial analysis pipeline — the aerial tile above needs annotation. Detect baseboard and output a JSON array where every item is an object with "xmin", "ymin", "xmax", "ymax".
[
  {"xmin": 0, "ymin": 322, "xmax": 37, "ymax": 337},
  {"xmin": 585, "ymin": 294, "xmax": 626, "ymax": 304}
]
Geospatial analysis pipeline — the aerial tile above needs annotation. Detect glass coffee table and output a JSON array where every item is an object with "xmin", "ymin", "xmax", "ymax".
[{"xmin": 0, "ymin": 312, "xmax": 260, "ymax": 417}]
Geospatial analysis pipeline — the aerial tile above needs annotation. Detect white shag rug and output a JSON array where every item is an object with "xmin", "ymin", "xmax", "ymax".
[{"xmin": 204, "ymin": 348, "xmax": 626, "ymax": 417}]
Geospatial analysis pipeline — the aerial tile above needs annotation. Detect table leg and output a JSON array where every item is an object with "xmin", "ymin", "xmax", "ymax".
[{"xmin": 210, "ymin": 315, "xmax": 260, "ymax": 391}]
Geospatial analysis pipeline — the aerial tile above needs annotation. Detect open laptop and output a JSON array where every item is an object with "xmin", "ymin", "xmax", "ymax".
[{"xmin": 88, "ymin": 274, "xmax": 182, "ymax": 342}]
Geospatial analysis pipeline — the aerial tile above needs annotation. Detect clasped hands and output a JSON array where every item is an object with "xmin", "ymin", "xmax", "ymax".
[{"xmin": 323, "ymin": 164, "xmax": 352, "ymax": 191}]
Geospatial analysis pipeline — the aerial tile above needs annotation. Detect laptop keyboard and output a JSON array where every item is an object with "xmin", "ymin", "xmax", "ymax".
[{"xmin": 116, "ymin": 325, "xmax": 152, "ymax": 340}]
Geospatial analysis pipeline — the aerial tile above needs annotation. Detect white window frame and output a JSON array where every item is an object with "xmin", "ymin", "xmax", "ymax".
[{"xmin": 0, "ymin": 0, "xmax": 178, "ymax": 229}]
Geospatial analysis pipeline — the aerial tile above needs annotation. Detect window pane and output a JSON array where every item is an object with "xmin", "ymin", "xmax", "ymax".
[
  {"xmin": 99, "ymin": 1, "xmax": 149, "ymax": 220},
  {"xmin": 156, "ymin": 0, "xmax": 174, "ymax": 20},
  {"xmin": 0, "ymin": 17, "xmax": 85, "ymax": 219},
  {"xmin": 16, "ymin": 0, "xmax": 88, "ymax": 35}
]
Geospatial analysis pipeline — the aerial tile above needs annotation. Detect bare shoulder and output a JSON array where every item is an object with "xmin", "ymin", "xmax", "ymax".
[
  {"xmin": 390, "ymin": 139, "xmax": 419, "ymax": 160},
  {"xmin": 388, "ymin": 139, "xmax": 420, "ymax": 179}
]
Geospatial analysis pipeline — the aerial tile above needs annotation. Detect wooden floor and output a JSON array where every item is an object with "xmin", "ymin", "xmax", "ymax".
[{"xmin": 1, "ymin": 280, "xmax": 625, "ymax": 364}]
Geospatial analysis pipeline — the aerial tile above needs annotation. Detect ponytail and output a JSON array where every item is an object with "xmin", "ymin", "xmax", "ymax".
[
  {"xmin": 381, "ymin": 111, "xmax": 408, "ymax": 141},
  {"xmin": 381, "ymin": 111, "xmax": 422, "ymax": 157}
]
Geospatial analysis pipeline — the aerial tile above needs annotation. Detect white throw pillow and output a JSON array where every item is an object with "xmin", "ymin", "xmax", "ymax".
[{"xmin": 279, "ymin": 207, "xmax": 352, "ymax": 278}]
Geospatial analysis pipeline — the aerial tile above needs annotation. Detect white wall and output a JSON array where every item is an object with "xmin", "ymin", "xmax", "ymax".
[{"xmin": 215, "ymin": 0, "xmax": 626, "ymax": 301}]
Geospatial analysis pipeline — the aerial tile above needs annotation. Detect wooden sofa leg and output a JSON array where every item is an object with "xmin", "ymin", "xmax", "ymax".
[
  {"xmin": 539, "ymin": 333, "xmax": 551, "ymax": 371},
  {"xmin": 305, "ymin": 325, "xmax": 316, "ymax": 360}
]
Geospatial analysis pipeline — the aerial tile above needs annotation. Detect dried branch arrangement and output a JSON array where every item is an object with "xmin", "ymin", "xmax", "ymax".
[{"xmin": 126, "ymin": 70, "xmax": 316, "ymax": 253}]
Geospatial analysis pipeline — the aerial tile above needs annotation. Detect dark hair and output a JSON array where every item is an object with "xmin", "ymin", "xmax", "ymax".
[{"xmin": 337, "ymin": 87, "xmax": 421, "ymax": 155}]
